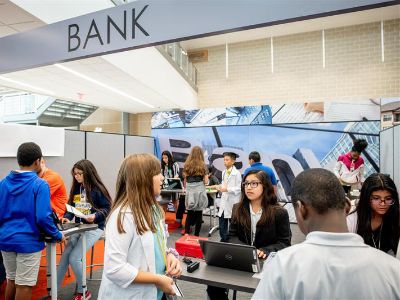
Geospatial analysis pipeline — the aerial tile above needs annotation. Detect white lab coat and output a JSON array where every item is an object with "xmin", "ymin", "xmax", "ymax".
[
  {"xmin": 253, "ymin": 231, "xmax": 400, "ymax": 300},
  {"xmin": 98, "ymin": 207, "xmax": 167, "ymax": 300},
  {"xmin": 217, "ymin": 166, "xmax": 242, "ymax": 219}
]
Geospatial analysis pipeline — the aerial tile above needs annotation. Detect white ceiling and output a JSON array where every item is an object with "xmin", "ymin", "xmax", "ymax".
[
  {"xmin": 0, "ymin": 0, "xmax": 43, "ymax": 37},
  {"xmin": 0, "ymin": 1, "xmax": 399, "ymax": 114}
]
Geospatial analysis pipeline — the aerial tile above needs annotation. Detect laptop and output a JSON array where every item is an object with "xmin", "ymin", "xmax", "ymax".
[
  {"xmin": 199, "ymin": 240, "xmax": 261, "ymax": 273},
  {"xmin": 51, "ymin": 211, "xmax": 80, "ymax": 231},
  {"xmin": 164, "ymin": 178, "xmax": 183, "ymax": 190}
]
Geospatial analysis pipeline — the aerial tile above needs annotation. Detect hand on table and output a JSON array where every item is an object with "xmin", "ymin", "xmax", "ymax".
[
  {"xmin": 84, "ymin": 214, "xmax": 96, "ymax": 223},
  {"xmin": 58, "ymin": 232, "xmax": 66, "ymax": 243},
  {"xmin": 166, "ymin": 253, "xmax": 182, "ymax": 277},
  {"xmin": 61, "ymin": 218, "xmax": 70, "ymax": 224},
  {"xmin": 257, "ymin": 249, "xmax": 267, "ymax": 259},
  {"xmin": 156, "ymin": 275, "xmax": 175, "ymax": 295}
]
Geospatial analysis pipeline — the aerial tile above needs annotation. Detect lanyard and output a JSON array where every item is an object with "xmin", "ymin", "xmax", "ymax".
[{"xmin": 154, "ymin": 210, "xmax": 167, "ymax": 266}]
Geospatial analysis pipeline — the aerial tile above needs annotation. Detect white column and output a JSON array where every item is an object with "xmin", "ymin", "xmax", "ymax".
[
  {"xmin": 225, "ymin": 43, "xmax": 229, "ymax": 79},
  {"xmin": 322, "ymin": 29, "xmax": 326, "ymax": 68},
  {"xmin": 270, "ymin": 37, "xmax": 274, "ymax": 73}
]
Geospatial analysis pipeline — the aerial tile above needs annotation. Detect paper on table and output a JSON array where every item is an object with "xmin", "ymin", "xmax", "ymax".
[
  {"xmin": 172, "ymin": 281, "xmax": 183, "ymax": 297},
  {"xmin": 66, "ymin": 204, "xmax": 87, "ymax": 218}
]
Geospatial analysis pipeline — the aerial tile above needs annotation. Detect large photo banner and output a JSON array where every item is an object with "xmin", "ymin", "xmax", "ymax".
[
  {"xmin": 151, "ymin": 98, "xmax": 381, "ymax": 129},
  {"xmin": 153, "ymin": 121, "xmax": 380, "ymax": 203}
]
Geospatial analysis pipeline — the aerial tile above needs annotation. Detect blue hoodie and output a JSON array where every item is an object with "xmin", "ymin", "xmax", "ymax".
[{"xmin": 0, "ymin": 171, "xmax": 62, "ymax": 253}]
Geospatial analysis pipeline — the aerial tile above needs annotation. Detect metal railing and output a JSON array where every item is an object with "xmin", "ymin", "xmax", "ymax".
[{"xmin": 157, "ymin": 43, "xmax": 198, "ymax": 88}]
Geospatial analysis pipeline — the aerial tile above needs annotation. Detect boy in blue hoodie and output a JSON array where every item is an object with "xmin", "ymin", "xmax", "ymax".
[{"xmin": 0, "ymin": 142, "xmax": 64, "ymax": 300}]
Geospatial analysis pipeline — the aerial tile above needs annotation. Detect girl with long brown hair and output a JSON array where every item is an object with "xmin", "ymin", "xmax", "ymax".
[
  {"xmin": 98, "ymin": 154, "xmax": 181, "ymax": 300},
  {"xmin": 183, "ymin": 146, "xmax": 208, "ymax": 236},
  {"xmin": 207, "ymin": 169, "xmax": 291, "ymax": 299},
  {"xmin": 58, "ymin": 159, "xmax": 111, "ymax": 300},
  {"xmin": 229, "ymin": 169, "xmax": 291, "ymax": 255}
]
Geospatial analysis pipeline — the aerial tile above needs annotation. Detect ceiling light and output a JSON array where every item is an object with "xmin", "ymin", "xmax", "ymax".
[
  {"xmin": 0, "ymin": 76, "xmax": 55, "ymax": 95},
  {"xmin": 54, "ymin": 64, "xmax": 154, "ymax": 109}
]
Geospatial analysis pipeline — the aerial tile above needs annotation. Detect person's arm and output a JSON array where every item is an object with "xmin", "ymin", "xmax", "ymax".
[
  {"xmin": 358, "ymin": 164, "xmax": 365, "ymax": 184},
  {"xmin": 204, "ymin": 174, "xmax": 209, "ymax": 186},
  {"xmin": 252, "ymin": 254, "xmax": 284, "ymax": 300},
  {"xmin": 92, "ymin": 190, "xmax": 111, "ymax": 224},
  {"xmin": 35, "ymin": 181, "xmax": 63, "ymax": 241},
  {"xmin": 269, "ymin": 171, "xmax": 278, "ymax": 195},
  {"xmin": 224, "ymin": 172, "xmax": 242, "ymax": 195},
  {"xmin": 173, "ymin": 162, "xmax": 180, "ymax": 178},
  {"xmin": 49, "ymin": 174, "xmax": 68, "ymax": 217},
  {"xmin": 261, "ymin": 208, "xmax": 291, "ymax": 255},
  {"xmin": 333, "ymin": 160, "xmax": 342, "ymax": 179}
]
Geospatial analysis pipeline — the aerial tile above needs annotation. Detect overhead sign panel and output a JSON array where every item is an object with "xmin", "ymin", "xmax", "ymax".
[{"xmin": 0, "ymin": 0, "xmax": 396, "ymax": 74}]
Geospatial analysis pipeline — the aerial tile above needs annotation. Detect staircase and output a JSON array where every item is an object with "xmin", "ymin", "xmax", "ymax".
[{"xmin": 1, "ymin": 95, "xmax": 97, "ymax": 127}]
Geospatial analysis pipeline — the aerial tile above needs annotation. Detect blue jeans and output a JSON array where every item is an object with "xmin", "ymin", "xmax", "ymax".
[
  {"xmin": 219, "ymin": 213, "xmax": 230, "ymax": 242},
  {"xmin": 57, "ymin": 228, "xmax": 103, "ymax": 293}
]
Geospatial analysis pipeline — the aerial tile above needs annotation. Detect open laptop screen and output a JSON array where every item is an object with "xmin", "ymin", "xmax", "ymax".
[
  {"xmin": 199, "ymin": 240, "xmax": 261, "ymax": 273},
  {"xmin": 165, "ymin": 178, "xmax": 183, "ymax": 190}
]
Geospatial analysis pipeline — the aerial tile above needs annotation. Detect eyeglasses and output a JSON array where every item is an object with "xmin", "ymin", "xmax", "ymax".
[
  {"xmin": 242, "ymin": 181, "xmax": 262, "ymax": 189},
  {"xmin": 74, "ymin": 172, "xmax": 83, "ymax": 176},
  {"xmin": 370, "ymin": 196, "xmax": 395, "ymax": 206}
]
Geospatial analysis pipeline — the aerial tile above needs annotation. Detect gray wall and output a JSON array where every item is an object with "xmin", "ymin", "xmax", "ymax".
[
  {"xmin": 0, "ymin": 129, "xmax": 155, "ymax": 198},
  {"xmin": 86, "ymin": 132, "xmax": 125, "ymax": 199},
  {"xmin": 380, "ymin": 124, "xmax": 400, "ymax": 187}
]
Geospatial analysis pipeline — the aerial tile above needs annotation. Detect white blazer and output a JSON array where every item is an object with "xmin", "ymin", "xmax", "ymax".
[
  {"xmin": 98, "ymin": 207, "xmax": 167, "ymax": 300},
  {"xmin": 217, "ymin": 166, "xmax": 242, "ymax": 219}
]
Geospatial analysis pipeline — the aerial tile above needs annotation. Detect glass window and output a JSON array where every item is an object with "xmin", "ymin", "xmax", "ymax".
[{"xmin": 383, "ymin": 114, "xmax": 392, "ymax": 122}]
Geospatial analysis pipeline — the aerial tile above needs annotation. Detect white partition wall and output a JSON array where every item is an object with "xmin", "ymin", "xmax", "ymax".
[
  {"xmin": 45, "ymin": 130, "xmax": 85, "ymax": 192},
  {"xmin": 393, "ymin": 125, "xmax": 400, "ymax": 187},
  {"xmin": 125, "ymin": 135, "xmax": 155, "ymax": 156},
  {"xmin": 380, "ymin": 124, "xmax": 400, "ymax": 188},
  {"xmin": 86, "ymin": 132, "xmax": 125, "ymax": 198},
  {"xmin": 380, "ymin": 128, "xmax": 394, "ymax": 178},
  {"xmin": 0, "ymin": 158, "xmax": 18, "ymax": 179}
]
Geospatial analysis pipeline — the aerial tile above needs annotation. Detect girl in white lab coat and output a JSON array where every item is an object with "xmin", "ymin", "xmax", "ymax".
[{"xmin": 98, "ymin": 154, "xmax": 182, "ymax": 300}]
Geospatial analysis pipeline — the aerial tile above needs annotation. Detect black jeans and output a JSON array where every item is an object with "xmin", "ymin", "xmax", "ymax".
[
  {"xmin": 219, "ymin": 213, "xmax": 230, "ymax": 242},
  {"xmin": 207, "ymin": 285, "xmax": 229, "ymax": 300},
  {"xmin": 0, "ymin": 253, "xmax": 5, "ymax": 285},
  {"xmin": 185, "ymin": 210, "xmax": 203, "ymax": 236},
  {"xmin": 176, "ymin": 194, "xmax": 186, "ymax": 222}
]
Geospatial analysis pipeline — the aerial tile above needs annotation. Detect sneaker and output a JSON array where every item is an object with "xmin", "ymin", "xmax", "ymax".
[
  {"xmin": 181, "ymin": 228, "xmax": 192, "ymax": 235},
  {"xmin": 74, "ymin": 290, "xmax": 91, "ymax": 300}
]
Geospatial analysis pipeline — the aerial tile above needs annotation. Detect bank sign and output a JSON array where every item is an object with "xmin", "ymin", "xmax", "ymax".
[{"xmin": 0, "ymin": 0, "xmax": 396, "ymax": 74}]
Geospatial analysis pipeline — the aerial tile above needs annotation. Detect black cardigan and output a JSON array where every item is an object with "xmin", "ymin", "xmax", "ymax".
[{"xmin": 229, "ymin": 203, "xmax": 291, "ymax": 255}]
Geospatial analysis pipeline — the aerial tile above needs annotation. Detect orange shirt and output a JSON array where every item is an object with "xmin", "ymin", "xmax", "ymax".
[{"xmin": 41, "ymin": 168, "xmax": 68, "ymax": 218}]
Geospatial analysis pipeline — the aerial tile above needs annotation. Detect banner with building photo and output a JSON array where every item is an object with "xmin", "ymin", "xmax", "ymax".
[
  {"xmin": 152, "ymin": 99, "xmax": 381, "ymax": 129},
  {"xmin": 152, "ymin": 121, "xmax": 380, "ymax": 203},
  {"xmin": 271, "ymin": 98, "xmax": 381, "ymax": 124},
  {"xmin": 151, "ymin": 106, "xmax": 273, "ymax": 128},
  {"xmin": 380, "ymin": 97, "xmax": 400, "ymax": 130}
]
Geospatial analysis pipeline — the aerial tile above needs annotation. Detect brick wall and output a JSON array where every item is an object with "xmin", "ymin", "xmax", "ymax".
[{"xmin": 196, "ymin": 19, "xmax": 400, "ymax": 108}]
